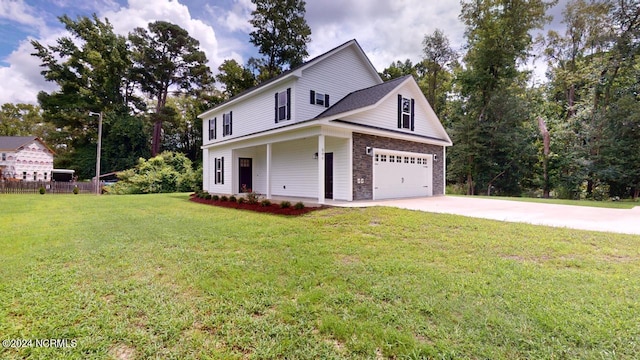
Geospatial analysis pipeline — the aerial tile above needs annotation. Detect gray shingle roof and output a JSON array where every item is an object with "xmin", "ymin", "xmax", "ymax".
[
  {"xmin": 315, "ymin": 75, "xmax": 411, "ymax": 119},
  {"xmin": 0, "ymin": 136, "xmax": 38, "ymax": 151}
]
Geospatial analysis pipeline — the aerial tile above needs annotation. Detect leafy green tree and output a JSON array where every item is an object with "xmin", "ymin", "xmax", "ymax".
[
  {"xmin": 31, "ymin": 14, "xmax": 143, "ymax": 179},
  {"xmin": 216, "ymin": 59, "xmax": 256, "ymax": 98},
  {"xmin": 129, "ymin": 21, "xmax": 213, "ymax": 156},
  {"xmin": 420, "ymin": 29, "xmax": 457, "ymax": 117},
  {"xmin": 451, "ymin": 0, "xmax": 556, "ymax": 195},
  {"xmin": 379, "ymin": 59, "xmax": 416, "ymax": 80},
  {"xmin": 0, "ymin": 103, "xmax": 55, "ymax": 140},
  {"xmin": 107, "ymin": 151, "xmax": 198, "ymax": 194},
  {"xmin": 249, "ymin": 0, "xmax": 312, "ymax": 80}
]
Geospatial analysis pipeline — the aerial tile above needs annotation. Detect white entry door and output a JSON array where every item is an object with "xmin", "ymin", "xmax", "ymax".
[{"xmin": 373, "ymin": 149, "xmax": 432, "ymax": 200}]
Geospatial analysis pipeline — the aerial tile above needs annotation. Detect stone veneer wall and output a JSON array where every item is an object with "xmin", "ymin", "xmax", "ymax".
[{"xmin": 352, "ymin": 132, "xmax": 445, "ymax": 200}]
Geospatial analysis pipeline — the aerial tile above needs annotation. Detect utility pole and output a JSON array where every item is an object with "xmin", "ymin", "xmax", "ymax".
[{"xmin": 89, "ymin": 112, "xmax": 103, "ymax": 195}]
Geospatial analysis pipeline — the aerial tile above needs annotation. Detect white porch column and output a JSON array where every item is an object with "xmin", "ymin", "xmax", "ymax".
[
  {"xmin": 266, "ymin": 143, "xmax": 272, "ymax": 199},
  {"xmin": 318, "ymin": 134, "xmax": 325, "ymax": 204},
  {"xmin": 202, "ymin": 148, "xmax": 209, "ymax": 191}
]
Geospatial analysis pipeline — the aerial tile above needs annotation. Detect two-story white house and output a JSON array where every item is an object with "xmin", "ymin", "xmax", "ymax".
[
  {"xmin": 200, "ymin": 40, "xmax": 452, "ymax": 203},
  {"xmin": 0, "ymin": 136, "xmax": 55, "ymax": 181}
]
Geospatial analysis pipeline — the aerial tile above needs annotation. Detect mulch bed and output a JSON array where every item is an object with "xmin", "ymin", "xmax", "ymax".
[{"xmin": 189, "ymin": 194, "xmax": 325, "ymax": 216}]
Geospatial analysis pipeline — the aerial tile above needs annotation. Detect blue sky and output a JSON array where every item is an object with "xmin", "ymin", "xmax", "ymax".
[{"xmin": 0, "ymin": 0, "xmax": 568, "ymax": 105}]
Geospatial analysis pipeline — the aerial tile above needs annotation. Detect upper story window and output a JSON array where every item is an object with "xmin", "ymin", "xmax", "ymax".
[
  {"xmin": 223, "ymin": 112, "xmax": 232, "ymax": 136},
  {"xmin": 1, "ymin": 153, "xmax": 5, "ymax": 161},
  {"xmin": 310, "ymin": 90, "xmax": 330, "ymax": 108},
  {"xmin": 275, "ymin": 88, "xmax": 291, "ymax": 122},
  {"xmin": 209, "ymin": 118, "xmax": 217, "ymax": 140},
  {"xmin": 397, "ymin": 95, "xmax": 415, "ymax": 131}
]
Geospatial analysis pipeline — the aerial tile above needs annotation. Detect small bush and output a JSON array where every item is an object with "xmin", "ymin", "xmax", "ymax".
[
  {"xmin": 212, "ymin": 195, "xmax": 219, "ymax": 201},
  {"xmin": 245, "ymin": 191, "xmax": 261, "ymax": 204},
  {"xmin": 39, "ymin": 186, "xmax": 45, "ymax": 195},
  {"xmin": 280, "ymin": 201, "xmax": 291, "ymax": 208},
  {"xmin": 260, "ymin": 199, "xmax": 271, "ymax": 207},
  {"xmin": 205, "ymin": 194, "xmax": 212, "ymax": 200},
  {"xmin": 220, "ymin": 195, "xmax": 229, "ymax": 202},
  {"xmin": 73, "ymin": 186, "xmax": 79, "ymax": 195},
  {"xmin": 229, "ymin": 195, "xmax": 237, "ymax": 202},
  {"xmin": 237, "ymin": 197, "xmax": 246, "ymax": 204},
  {"xmin": 294, "ymin": 201, "xmax": 305, "ymax": 210}
]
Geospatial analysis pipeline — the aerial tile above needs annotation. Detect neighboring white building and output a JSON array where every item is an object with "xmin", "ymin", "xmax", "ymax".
[
  {"xmin": 0, "ymin": 136, "xmax": 54, "ymax": 181},
  {"xmin": 199, "ymin": 40, "xmax": 452, "ymax": 203}
]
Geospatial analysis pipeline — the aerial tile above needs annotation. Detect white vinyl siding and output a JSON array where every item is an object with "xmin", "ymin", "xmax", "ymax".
[
  {"xmin": 342, "ymin": 83, "xmax": 447, "ymax": 140},
  {"xmin": 325, "ymin": 137, "xmax": 351, "ymax": 201},
  {"xmin": 271, "ymin": 138, "xmax": 318, "ymax": 198},
  {"xmin": 206, "ymin": 148, "xmax": 232, "ymax": 194},
  {"xmin": 201, "ymin": 79, "xmax": 297, "ymax": 146},
  {"xmin": 296, "ymin": 45, "xmax": 382, "ymax": 121}
]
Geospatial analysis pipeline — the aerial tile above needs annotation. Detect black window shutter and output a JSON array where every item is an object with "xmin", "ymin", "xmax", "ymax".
[
  {"xmin": 274, "ymin": 93, "xmax": 279, "ymax": 123},
  {"xmin": 310, "ymin": 90, "xmax": 315, "ymax": 104},
  {"xmin": 221, "ymin": 157, "xmax": 224, "ymax": 184},
  {"xmin": 397, "ymin": 95, "xmax": 402, "ymax": 128},
  {"xmin": 286, "ymin": 88, "xmax": 291, "ymax": 120},
  {"xmin": 410, "ymin": 99, "xmax": 415, "ymax": 131},
  {"xmin": 229, "ymin": 112, "xmax": 233, "ymax": 135},
  {"xmin": 213, "ymin": 117, "xmax": 217, "ymax": 139},
  {"xmin": 214, "ymin": 158, "xmax": 218, "ymax": 184},
  {"xmin": 325, "ymin": 94, "xmax": 330, "ymax": 108}
]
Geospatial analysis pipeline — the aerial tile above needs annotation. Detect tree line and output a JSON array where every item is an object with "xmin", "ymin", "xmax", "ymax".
[
  {"xmin": 1, "ymin": 0, "xmax": 637, "ymax": 200},
  {"xmin": 0, "ymin": 0, "xmax": 310, "ymax": 180},
  {"xmin": 382, "ymin": 0, "xmax": 639, "ymax": 200}
]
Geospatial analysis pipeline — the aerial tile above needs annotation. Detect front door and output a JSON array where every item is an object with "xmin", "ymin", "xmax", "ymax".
[
  {"xmin": 325, "ymin": 152, "xmax": 333, "ymax": 199},
  {"xmin": 239, "ymin": 158, "xmax": 252, "ymax": 193}
]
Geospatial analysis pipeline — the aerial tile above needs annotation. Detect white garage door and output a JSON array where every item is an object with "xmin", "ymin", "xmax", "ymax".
[{"xmin": 373, "ymin": 149, "xmax": 433, "ymax": 200}]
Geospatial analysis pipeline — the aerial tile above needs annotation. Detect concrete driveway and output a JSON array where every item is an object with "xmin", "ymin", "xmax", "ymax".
[{"xmin": 336, "ymin": 196, "xmax": 640, "ymax": 235}]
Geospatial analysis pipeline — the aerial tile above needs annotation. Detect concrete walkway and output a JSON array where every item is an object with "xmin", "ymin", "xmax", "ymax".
[{"xmin": 333, "ymin": 196, "xmax": 640, "ymax": 235}]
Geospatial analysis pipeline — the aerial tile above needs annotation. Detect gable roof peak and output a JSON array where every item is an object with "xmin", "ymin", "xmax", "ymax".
[{"xmin": 199, "ymin": 38, "xmax": 380, "ymax": 118}]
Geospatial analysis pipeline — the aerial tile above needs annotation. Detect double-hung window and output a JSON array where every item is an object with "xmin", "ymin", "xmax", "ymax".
[
  {"xmin": 209, "ymin": 118, "xmax": 216, "ymax": 140},
  {"xmin": 214, "ymin": 157, "xmax": 224, "ymax": 184},
  {"xmin": 397, "ymin": 95, "xmax": 415, "ymax": 131},
  {"xmin": 275, "ymin": 88, "xmax": 291, "ymax": 122},
  {"xmin": 310, "ymin": 90, "xmax": 330, "ymax": 107},
  {"xmin": 223, "ymin": 112, "xmax": 232, "ymax": 136}
]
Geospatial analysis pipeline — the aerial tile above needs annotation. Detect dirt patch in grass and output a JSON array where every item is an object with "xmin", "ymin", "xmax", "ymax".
[
  {"xmin": 108, "ymin": 344, "xmax": 136, "ymax": 360},
  {"xmin": 189, "ymin": 195, "xmax": 326, "ymax": 216}
]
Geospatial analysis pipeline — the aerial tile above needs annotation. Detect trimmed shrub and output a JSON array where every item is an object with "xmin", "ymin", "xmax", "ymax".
[
  {"xmin": 204, "ymin": 194, "xmax": 212, "ymax": 200},
  {"xmin": 106, "ymin": 151, "xmax": 198, "ymax": 194},
  {"xmin": 294, "ymin": 201, "xmax": 305, "ymax": 210},
  {"xmin": 73, "ymin": 186, "xmax": 79, "ymax": 195},
  {"xmin": 212, "ymin": 195, "xmax": 219, "ymax": 201},
  {"xmin": 39, "ymin": 186, "xmax": 45, "ymax": 195},
  {"xmin": 237, "ymin": 197, "xmax": 246, "ymax": 204},
  {"xmin": 245, "ymin": 191, "xmax": 261, "ymax": 204},
  {"xmin": 260, "ymin": 199, "xmax": 271, "ymax": 207},
  {"xmin": 280, "ymin": 200, "xmax": 291, "ymax": 208},
  {"xmin": 229, "ymin": 195, "xmax": 237, "ymax": 202},
  {"xmin": 220, "ymin": 195, "xmax": 229, "ymax": 202}
]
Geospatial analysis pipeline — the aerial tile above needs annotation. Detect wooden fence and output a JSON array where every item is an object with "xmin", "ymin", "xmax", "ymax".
[{"xmin": 0, "ymin": 181, "xmax": 98, "ymax": 194}]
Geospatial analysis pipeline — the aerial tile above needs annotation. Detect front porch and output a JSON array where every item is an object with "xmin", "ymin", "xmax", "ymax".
[{"xmin": 207, "ymin": 127, "xmax": 354, "ymax": 204}]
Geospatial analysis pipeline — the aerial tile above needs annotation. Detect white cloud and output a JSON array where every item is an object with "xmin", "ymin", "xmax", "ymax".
[
  {"xmin": 208, "ymin": 0, "xmax": 254, "ymax": 33},
  {"xmin": 102, "ymin": 0, "xmax": 225, "ymax": 71},
  {"xmin": 0, "ymin": 0, "xmax": 48, "ymax": 35},
  {"xmin": 0, "ymin": 0, "xmax": 230, "ymax": 104},
  {"xmin": 306, "ymin": 0, "xmax": 465, "ymax": 72},
  {"xmin": 0, "ymin": 37, "xmax": 60, "ymax": 104}
]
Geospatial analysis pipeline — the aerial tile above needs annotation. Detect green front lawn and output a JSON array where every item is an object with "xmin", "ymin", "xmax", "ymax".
[{"xmin": 1, "ymin": 194, "xmax": 638, "ymax": 359}]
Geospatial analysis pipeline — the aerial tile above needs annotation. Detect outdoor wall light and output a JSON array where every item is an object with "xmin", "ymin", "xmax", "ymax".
[
  {"xmin": 433, "ymin": 154, "xmax": 438, "ymax": 162},
  {"xmin": 313, "ymin": 152, "xmax": 318, "ymax": 159},
  {"xmin": 365, "ymin": 146, "xmax": 373, "ymax": 156}
]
